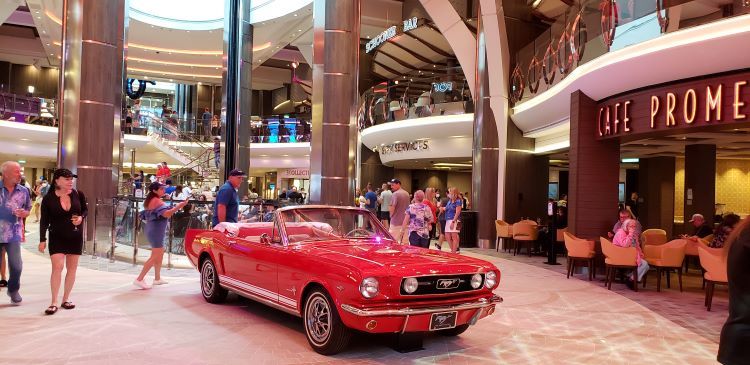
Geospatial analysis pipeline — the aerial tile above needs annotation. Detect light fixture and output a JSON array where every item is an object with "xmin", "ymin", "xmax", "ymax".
[
  {"xmin": 18, "ymin": 160, "xmax": 26, "ymax": 164},
  {"xmin": 27, "ymin": 85, "xmax": 35, "ymax": 94},
  {"xmin": 291, "ymin": 61, "xmax": 298, "ymax": 69},
  {"xmin": 433, "ymin": 162, "xmax": 472, "ymax": 168},
  {"xmin": 621, "ymin": 158, "xmax": 640, "ymax": 163},
  {"xmin": 530, "ymin": 0, "xmax": 544, "ymax": 8},
  {"xmin": 126, "ymin": 57, "xmax": 220, "ymax": 68}
]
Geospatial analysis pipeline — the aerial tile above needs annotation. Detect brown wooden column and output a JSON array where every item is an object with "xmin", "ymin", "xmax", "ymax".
[
  {"xmin": 638, "ymin": 157, "xmax": 676, "ymax": 238},
  {"xmin": 568, "ymin": 91, "xmax": 620, "ymax": 239},
  {"xmin": 58, "ymin": 0, "xmax": 126, "ymax": 232},
  {"xmin": 684, "ymin": 144, "xmax": 716, "ymax": 230},
  {"xmin": 309, "ymin": 0, "xmax": 360, "ymax": 205}
]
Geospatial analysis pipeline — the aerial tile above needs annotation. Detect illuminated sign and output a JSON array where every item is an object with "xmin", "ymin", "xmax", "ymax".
[
  {"xmin": 365, "ymin": 17, "xmax": 420, "ymax": 53},
  {"xmin": 280, "ymin": 168, "xmax": 309, "ymax": 179},
  {"xmin": 377, "ymin": 139, "xmax": 429, "ymax": 155},
  {"xmin": 595, "ymin": 71, "xmax": 750, "ymax": 139},
  {"xmin": 432, "ymin": 82, "xmax": 453, "ymax": 93}
]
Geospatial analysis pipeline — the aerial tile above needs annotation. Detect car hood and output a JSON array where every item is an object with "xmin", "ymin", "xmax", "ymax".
[{"xmin": 300, "ymin": 240, "xmax": 495, "ymax": 275}]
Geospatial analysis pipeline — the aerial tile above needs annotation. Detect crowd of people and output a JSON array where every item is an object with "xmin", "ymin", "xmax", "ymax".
[{"xmin": 353, "ymin": 179, "xmax": 469, "ymax": 253}]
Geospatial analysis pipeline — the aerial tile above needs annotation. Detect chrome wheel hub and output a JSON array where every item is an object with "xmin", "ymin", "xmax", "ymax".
[{"xmin": 306, "ymin": 296, "xmax": 331, "ymax": 344}]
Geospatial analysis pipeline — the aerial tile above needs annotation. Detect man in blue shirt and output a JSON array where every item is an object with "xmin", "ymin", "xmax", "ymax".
[
  {"xmin": 0, "ymin": 161, "xmax": 31, "ymax": 304},
  {"xmin": 364, "ymin": 184, "xmax": 378, "ymax": 215},
  {"xmin": 212, "ymin": 169, "xmax": 246, "ymax": 227},
  {"xmin": 164, "ymin": 179, "xmax": 176, "ymax": 196}
]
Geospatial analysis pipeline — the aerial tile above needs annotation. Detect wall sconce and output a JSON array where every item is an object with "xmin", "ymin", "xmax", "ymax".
[{"xmin": 28, "ymin": 85, "xmax": 35, "ymax": 94}]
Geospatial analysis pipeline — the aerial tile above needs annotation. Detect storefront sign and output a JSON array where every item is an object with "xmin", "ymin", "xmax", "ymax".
[
  {"xmin": 378, "ymin": 140, "xmax": 429, "ymax": 155},
  {"xmin": 279, "ymin": 168, "xmax": 309, "ymax": 179},
  {"xmin": 365, "ymin": 17, "xmax": 420, "ymax": 53},
  {"xmin": 432, "ymin": 82, "xmax": 453, "ymax": 93},
  {"xmin": 596, "ymin": 71, "xmax": 750, "ymax": 140}
]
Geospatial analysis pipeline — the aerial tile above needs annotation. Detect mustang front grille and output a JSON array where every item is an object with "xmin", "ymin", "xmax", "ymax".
[{"xmin": 399, "ymin": 274, "xmax": 484, "ymax": 296}]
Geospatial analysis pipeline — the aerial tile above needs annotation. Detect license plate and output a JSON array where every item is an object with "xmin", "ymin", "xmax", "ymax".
[{"xmin": 429, "ymin": 311, "xmax": 457, "ymax": 331}]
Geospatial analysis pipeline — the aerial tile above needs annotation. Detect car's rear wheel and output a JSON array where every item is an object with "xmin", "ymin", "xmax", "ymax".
[
  {"xmin": 201, "ymin": 258, "xmax": 227, "ymax": 303},
  {"xmin": 303, "ymin": 288, "xmax": 351, "ymax": 355},
  {"xmin": 438, "ymin": 323, "xmax": 470, "ymax": 337}
]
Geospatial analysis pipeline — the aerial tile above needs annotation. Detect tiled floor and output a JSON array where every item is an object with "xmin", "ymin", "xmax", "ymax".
[{"xmin": 0, "ymin": 240, "xmax": 724, "ymax": 364}]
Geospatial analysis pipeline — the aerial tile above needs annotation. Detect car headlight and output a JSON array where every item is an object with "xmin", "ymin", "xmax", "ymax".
[
  {"xmin": 471, "ymin": 273, "xmax": 483, "ymax": 289},
  {"xmin": 485, "ymin": 271, "xmax": 497, "ymax": 289},
  {"xmin": 403, "ymin": 277, "xmax": 418, "ymax": 294},
  {"xmin": 359, "ymin": 277, "xmax": 379, "ymax": 298}
]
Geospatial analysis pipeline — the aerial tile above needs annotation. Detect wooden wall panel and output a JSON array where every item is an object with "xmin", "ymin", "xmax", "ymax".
[
  {"xmin": 684, "ymin": 144, "xmax": 716, "ymax": 227},
  {"xmin": 638, "ymin": 157, "xmax": 676, "ymax": 238},
  {"xmin": 569, "ymin": 90, "xmax": 620, "ymax": 239}
]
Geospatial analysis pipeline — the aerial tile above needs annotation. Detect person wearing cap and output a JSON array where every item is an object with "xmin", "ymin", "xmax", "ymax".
[
  {"xmin": 212, "ymin": 169, "xmax": 246, "ymax": 227},
  {"xmin": 681, "ymin": 213, "xmax": 713, "ymax": 241},
  {"xmin": 38, "ymin": 168, "xmax": 87, "ymax": 314},
  {"xmin": 134, "ymin": 181, "xmax": 189, "ymax": 289},
  {"xmin": 0, "ymin": 161, "xmax": 31, "ymax": 305},
  {"xmin": 388, "ymin": 178, "xmax": 410, "ymax": 244}
]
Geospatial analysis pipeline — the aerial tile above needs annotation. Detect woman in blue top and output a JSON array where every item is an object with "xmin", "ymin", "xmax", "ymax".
[
  {"xmin": 134, "ymin": 182, "xmax": 188, "ymax": 289},
  {"xmin": 444, "ymin": 187, "xmax": 462, "ymax": 253}
]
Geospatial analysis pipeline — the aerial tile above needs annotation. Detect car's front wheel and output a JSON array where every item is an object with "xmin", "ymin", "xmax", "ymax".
[
  {"xmin": 303, "ymin": 288, "xmax": 351, "ymax": 355},
  {"xmin": 201, "ymin": 258, "xmax": 227, "ymax": 303}
]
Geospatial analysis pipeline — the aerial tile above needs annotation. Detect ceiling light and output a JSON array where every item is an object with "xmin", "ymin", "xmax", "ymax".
[
  {"xmin": 129, "ymin": 43, "xmax": 222, "ymax": 55},
  {"xmin": 531, "ymin": 0, "xmax": 543, "ymax": 8},
  {"xmin": 20, "ymin": 138, "xmax": 30, "ymax": 141},
  {"xmin": 18, "ymin": 160, "xmax": 26, "ymax": 164},
  {"xmin": 294, "ymin": 13, "xmax": 298, "ymax": 16},
  {"xmin": 127, "ymin": 57, "xmax": 220, "ymax": 68},
  {"xmin": 621, "ymin": 158, "xmax": 639, "ymax": 163},
  {"xmin": 128, "ymin": 67, "xmax": 222, "ymax": 79},
  {"xmin": 433, "ymin": 163, "xmax": 472, "ymax": 167}
]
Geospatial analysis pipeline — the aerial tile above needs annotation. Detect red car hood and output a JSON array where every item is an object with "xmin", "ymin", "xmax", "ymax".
[{"xmin": 300, "ymin": 240, "xmax": 495, "ymax": 276}]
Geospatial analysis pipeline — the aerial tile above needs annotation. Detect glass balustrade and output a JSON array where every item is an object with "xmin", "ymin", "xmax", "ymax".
[{"xmin": 511, "ymin": 0, "xmax": 750, "ymax": 106}]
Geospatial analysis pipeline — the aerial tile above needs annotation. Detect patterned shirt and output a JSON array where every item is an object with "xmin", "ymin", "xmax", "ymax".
[
  {"xmin": 0, "ymin": 184, "xmax": 31, "ymax": 243},
  {"xmin": 405, "ymin": 203, "xmax": 433, "ymax": 239}
]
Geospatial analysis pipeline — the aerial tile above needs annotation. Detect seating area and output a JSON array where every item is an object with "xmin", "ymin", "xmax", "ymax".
[{"xmin": 493, "ymin": 219, "xmax": 729, "ymax": 312}]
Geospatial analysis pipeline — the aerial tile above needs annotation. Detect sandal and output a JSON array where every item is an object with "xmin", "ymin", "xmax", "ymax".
[
  {"xmin": 61, "ymin": 302, "xmax": 75, "ymax": 310},
  {"xmin": 45, "ymin": 305, "xmax": 58, "ymax": 315}
]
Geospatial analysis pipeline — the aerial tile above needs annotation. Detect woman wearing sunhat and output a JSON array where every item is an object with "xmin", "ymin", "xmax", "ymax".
[
  {"xmin": 38, "ymin": 168, "xmax": 87, "ymax": 315},
  {"xmin": 134, "ymin": 182, "xmax": 188, "ymax": 289}
]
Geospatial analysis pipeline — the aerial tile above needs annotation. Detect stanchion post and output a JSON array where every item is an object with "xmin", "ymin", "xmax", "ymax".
[
  {"xmin": 110, "ymin": 197, "xmax": 117, "ymax": 263},
  {"xmin": 168, "ymin": 215, "xmax": 173, "ymax": 269},
  {"xmin": 92, "ymin": 198, "xmax": 99, "ymax": 258},
  {"xmin": 132, "ymin": 199, "xmax": 139, "ymax": 265}
]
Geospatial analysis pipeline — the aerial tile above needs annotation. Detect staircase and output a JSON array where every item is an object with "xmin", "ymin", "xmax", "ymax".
[{"xmin": 146, "ymin": 117, "xmax": 221, "ymax": 187}]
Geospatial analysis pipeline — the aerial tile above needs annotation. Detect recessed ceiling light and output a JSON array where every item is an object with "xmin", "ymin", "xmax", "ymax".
[
  {"xmin": 293, "ymin": 14, "xmax": 297, "ymax": 17},
  {"xmin": 20, "ymin": 138, "xmax": 30, "ymax": 141}
]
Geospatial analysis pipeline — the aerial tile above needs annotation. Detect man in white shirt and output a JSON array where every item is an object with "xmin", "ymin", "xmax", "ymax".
[{"xmin": 378, "ymin": 182, "xmax": 392, "ymax": 229}]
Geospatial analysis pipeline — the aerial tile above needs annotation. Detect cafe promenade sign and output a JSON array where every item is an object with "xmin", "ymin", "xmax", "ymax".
[
  {"xmin": 596, "ymin": 70, "xmax": 750, "ymax": 140},
  {"xmin": 365, "ymin": 17, "xmax": 420, "ymax": 53}
]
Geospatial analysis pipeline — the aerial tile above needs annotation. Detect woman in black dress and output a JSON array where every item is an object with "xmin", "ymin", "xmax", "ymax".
[
  {"xmin": 718, "ymin": 216, "xmax": 750, "ymax": 364},
  {"xmin": 38, "ymin": 169, "xmax": 87, "ymax": 315}
]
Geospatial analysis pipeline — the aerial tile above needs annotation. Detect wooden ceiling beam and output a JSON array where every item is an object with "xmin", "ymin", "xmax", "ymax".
[{"xmin": 402, "ymin": 32, "xmax": 453, "ymax": 58}]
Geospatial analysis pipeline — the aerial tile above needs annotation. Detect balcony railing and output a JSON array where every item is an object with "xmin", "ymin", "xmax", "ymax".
[
  {"xmin": 358, "ymin": 67, "xmax": 473, "ymax": 130},
  {"xmin": 511, "ymin": 0, "xmax": 749, "ymax": 106}
]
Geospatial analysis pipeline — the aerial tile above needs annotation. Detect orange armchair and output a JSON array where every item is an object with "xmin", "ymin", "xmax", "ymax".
[
  {"xmin": 684, "ymin": 234, "xmax": 712, "ymax": 273},
  {"xmin": 563, "ymin": 232, "xmax": 596, "ymax": 281},
  {"xmin": 512, "ymin": 222, "xmax": 538, "ymax": 257},
  {"xmin": 641, "ymin": 229, "xmax": 668, "ymax": 246},
  {"xmin": 495, "ymin": 220, "xmax": 513, "ymax": 252},
  {"xmin": 601, "ymin": 237, "xmax": 640, "ymax": 291},
  {"xmin": 643, "ymin": 239, "xmax": 686, "ymax": 292},
  {"xmin": 698, "ymin": 246, "xmax": 727, "ymax": 311}
]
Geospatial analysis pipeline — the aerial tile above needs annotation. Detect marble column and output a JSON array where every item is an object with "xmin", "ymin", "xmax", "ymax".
[
  {"xmin": 472, "ymin": 12, "xmax": 499, "ymax": 248},
  {"xmin": 684, "ymin": 145, "xmax": 716, "ymax": 232},
  {"xmin": 309, "ymin": 0, "xmax": 360, "ymax": 205},
  {"xmin": 58, "ymin": 0, "xmax": 127, "ymax": 236},
  {"xmin": 221, "ymin": 0, "xmax": 252, "ymax": 192}
]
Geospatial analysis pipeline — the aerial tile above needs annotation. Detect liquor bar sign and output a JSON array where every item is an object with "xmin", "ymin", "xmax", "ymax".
[
  {"xmin": 365, "ymin": 17, "xmax": 420, "ymax": 53},
  {"xmin": 596, "ymin": 70, "xmax": 750, "ymax": 140}
]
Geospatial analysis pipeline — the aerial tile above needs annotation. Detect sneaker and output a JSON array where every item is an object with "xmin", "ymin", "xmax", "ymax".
[
  {"xmin": 152, "ymin": 279, "xmax": 169, "ymax": 286},
  {"xmin": 7, "ymin": 291, "xmax": 22, "ymax": 305},
  {"xmin": 133, "ymin": 279, "xmax": 152, "ymax": 290},
  {"xmin": 435, "ymin": 243, "xmax": 442, "ymax": 251},
  {"xmin": 0, "ymin": 279, "xmax": 7, "ymax": 287}
]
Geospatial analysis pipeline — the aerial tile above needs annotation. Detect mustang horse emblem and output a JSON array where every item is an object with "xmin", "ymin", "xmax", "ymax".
[{"xmin": 437, "ymin": 279, "xmax": 459, "ymax": 289}]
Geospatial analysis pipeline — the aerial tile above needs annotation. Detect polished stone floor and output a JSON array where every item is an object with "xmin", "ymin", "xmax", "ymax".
[{"xmin": 0, "ymin": 242, "xmax": 724, "ymax": 364}]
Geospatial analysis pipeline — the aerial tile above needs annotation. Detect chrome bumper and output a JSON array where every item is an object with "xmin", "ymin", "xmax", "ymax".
[{"xmin": 340, "ymin": 294, "xmax": 503, "ymax": 317}]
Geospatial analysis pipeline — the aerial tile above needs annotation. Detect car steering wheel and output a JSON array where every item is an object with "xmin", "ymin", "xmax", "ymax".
[{"xmin": 345, "ymin": 228, "xmax": 372, "ymax": 238}]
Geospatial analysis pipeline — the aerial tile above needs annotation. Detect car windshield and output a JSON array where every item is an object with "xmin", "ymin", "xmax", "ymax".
[{"xmin": 278, "ymin": 207, "xmax": 391, "ymax": 243}]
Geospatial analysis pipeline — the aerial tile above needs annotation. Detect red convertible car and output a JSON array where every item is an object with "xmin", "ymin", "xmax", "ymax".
[{"xmin": 184, "ymin": 206, "xmax": 502, "ymax": 355}]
